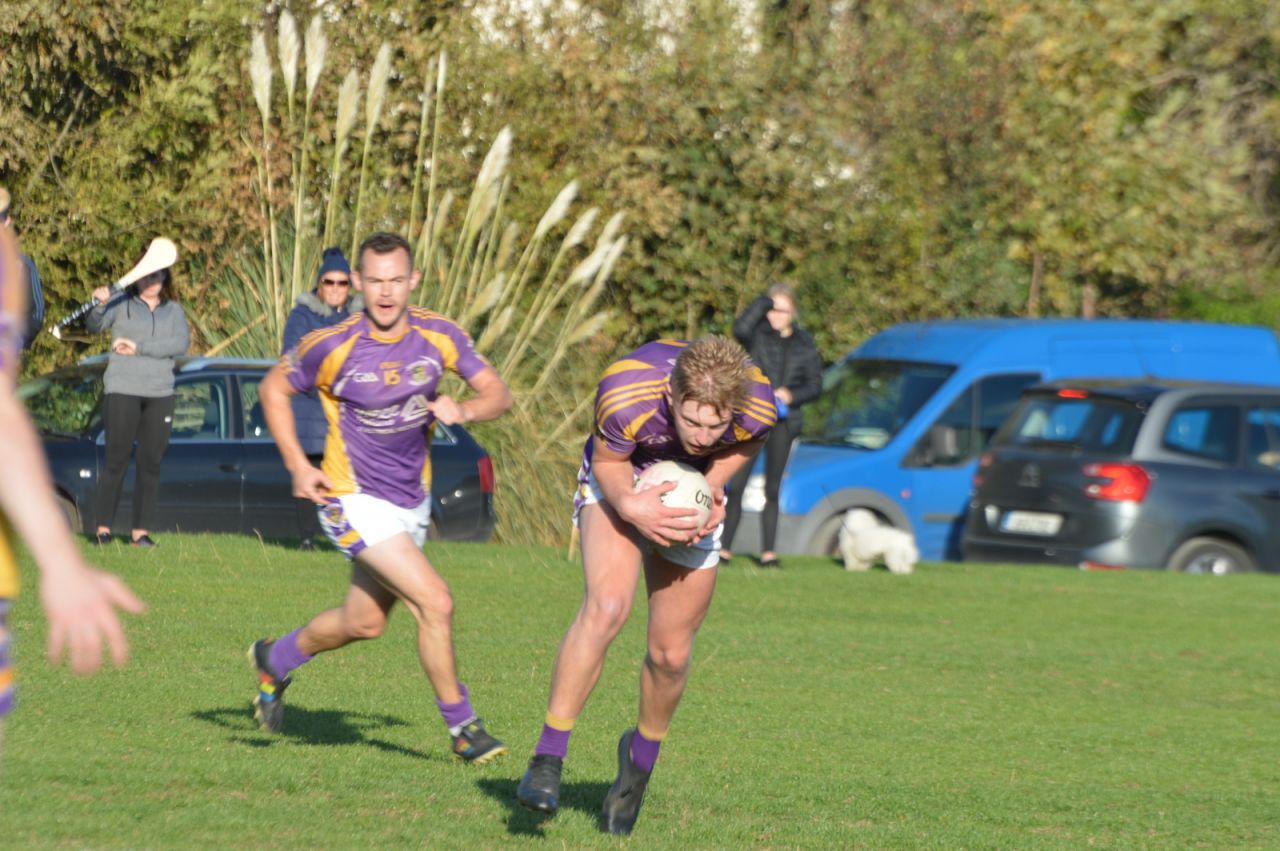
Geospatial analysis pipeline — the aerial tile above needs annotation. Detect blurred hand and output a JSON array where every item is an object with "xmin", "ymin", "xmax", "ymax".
[
  {"xmin": 40, "ymin": 561, "xmax": 146, "ymax": 675},
  {"xmin": 112, "ymin": 338, "xmax": 137, "ymax": 356},
  {"xmin": 92, "ymin": 286, "xmax": 111, "ymax": 304}
]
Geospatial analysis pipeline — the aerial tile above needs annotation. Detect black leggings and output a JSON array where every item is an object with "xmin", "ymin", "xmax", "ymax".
[
  {"xmin": 95, "ymin": 393, "xmax": 175, "ymax": 532},
  {"xmin": 722, "ymin": 417, "xmax": 797, "ymax": 553}
]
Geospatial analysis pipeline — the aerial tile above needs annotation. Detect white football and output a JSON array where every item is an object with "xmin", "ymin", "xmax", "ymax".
[{"xmin": 634, "ymin": 460, "xmax": 714, "ymax": 527}]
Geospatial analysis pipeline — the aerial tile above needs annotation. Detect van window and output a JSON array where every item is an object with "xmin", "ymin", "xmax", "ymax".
[
  {"xmin": 1246, "ymin": 407, "xmax": 1280, "ymax": 471},
  {"xmin": 996, "ymin": 395, "xmax": 1144, "ymax": 456},
  {"xmin": 909, "ymin": 373, "xmax": 1039, "ymax": 466},
  {"xmin": 1163, "ymin": 405, "xmax": 1239, "ymax": 463},
  {"xmin": 802, "ymin": 359, "xmax": 954, "ymax": 449}
]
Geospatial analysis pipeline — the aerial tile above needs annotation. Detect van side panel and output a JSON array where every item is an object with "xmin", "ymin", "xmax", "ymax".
[{"xmin": 772, "ymin": 319, "xmax": 1280, "ymax": 563}]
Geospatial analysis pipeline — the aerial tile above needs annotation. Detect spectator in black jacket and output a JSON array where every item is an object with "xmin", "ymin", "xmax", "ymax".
[{"xmin": 721, "ymin": 283, "xmax": 823, "ymax": 568}]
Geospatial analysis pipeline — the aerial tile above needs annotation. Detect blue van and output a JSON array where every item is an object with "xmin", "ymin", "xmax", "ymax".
[{"xmin": 731, "ymin": 319, "xmax": 1280, "ymax": 562}]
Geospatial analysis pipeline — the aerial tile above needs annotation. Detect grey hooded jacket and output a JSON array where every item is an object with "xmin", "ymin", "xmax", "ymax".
[{"xmin": 86, "ymin": 295, "xmax": 190, "ymax": 397}]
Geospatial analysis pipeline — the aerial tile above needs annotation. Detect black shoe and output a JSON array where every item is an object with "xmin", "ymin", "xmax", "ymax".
[
  {"xmin": 517, "ymin": 754, "xmax": 563, "ymax": 814},
  {"xmin": 247, "ymin": 638, "xmax": 290, "ymax": 734},
  {"xmin": 601, "ymin": 729, "xmax": 652, "ymax": 835},
  {"xmin": 451, "ymin": 718, "xmax": 507, "ymax": 764},
  {"xmin": 93, "ymin": 532, "xmax": 113, "ymax": 546},
  {"xmin": 758, "ymin": 555, "xmax": 781, "ymax": 569},
  {"xmin": 298, "ymin": 538, "xmax": 315, "ymax": 552},
  {"xmin": 131, "ymin": 534, "xmax": 157, "ymax": 548}
]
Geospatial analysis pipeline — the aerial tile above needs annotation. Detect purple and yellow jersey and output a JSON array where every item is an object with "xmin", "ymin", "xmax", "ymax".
[
  {"xmin": 282, "ymin": 306, "xmax": 491, "ymax": 509},
  {"xmin": 583, "ymin": 339, "xmax": 777, "ymax": 477},
  {"xmin": 0, "ymin": 226, "xmax": 25, "ymax": 599}
]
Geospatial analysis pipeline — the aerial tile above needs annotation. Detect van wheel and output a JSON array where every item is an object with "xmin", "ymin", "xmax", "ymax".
[
  {"xmin": 1165, "ymin": 537, "xmax": 1255, "ymax": 575},
  {"xmin": 808, "ymin": 514, "xmax": 846, "ymax": 557}
]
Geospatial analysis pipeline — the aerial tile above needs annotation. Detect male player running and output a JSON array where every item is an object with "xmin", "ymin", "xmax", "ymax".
[
  {"xmin": 250, "ymin": 232, "xmax": 513, "ymax": 763},
  {"xmin": 0, "ymin": 219, "xmax": 145, "ymax": 754},
  {"xmin": 516, "ymin": 336, "xmax": 776, "ymax": 833}
]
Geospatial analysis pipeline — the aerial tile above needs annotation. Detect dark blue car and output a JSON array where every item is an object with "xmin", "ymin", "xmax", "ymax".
[{"xmin": 21, "ymin": 356, "xmax": 496, "ymax": 543}]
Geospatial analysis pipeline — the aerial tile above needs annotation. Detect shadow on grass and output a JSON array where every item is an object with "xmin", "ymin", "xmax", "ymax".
[
  {"xmin": 192, "ymin": 705, "xmax": 431, "ymax": 760},
  {"xmin": 475, "ymin": 776, "xmax": 613, "ymax": 837}
]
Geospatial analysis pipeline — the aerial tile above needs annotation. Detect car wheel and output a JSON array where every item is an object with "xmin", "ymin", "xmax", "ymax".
[
  {"xmin": 1165, "ymin": 537, "xmax": 1256, "ymax": 575},
  {"xmin": 57, "ymin": 496, "xmax": 79, "ymax": 533},
  {"xmin": 809, "ymin": 513, "xmax": 852, "ymax": 558}
]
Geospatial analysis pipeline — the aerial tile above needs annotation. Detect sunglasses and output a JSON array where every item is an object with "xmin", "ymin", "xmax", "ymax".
[{"xmin": 320, "ymin": 278, "xmax": 351, "ymax": 288}]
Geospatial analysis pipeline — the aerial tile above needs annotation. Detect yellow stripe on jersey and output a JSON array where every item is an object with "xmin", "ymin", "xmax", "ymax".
[
  {"xmin": 621, "ymin": 407, "xmax": 660, "ymax": 442},
  {"xmin": 415, "ymin": 327, "xmax": 461, "ymax": 371},
  {"xmin": 292, "ymin": 314, "xmax": 361, "ymax": 360},
  {"xmin": 733, "ymin": 424, "xmax": 756, "ymax": 442},
  {"xmin": 315, "ymin": 334, "xmax": 362, "ymax": 497},
  {"xmin": 0, "ymin": 515, "xmax": 17, "ymax": 598},
  {"xmin": 747, "ymin": 365, "xmax": 769, "ymax": 384},
  {"xmin": 598, "ymin": 390, "xmax": 665, "ymax": 424},
  {"xmin": 742, "ymin": 399, "xmax": 778, "ymax": 427},
  {"xmin": 320, "ymin": 391, "xmax": 359, "ymax": 498},
  {"xmin": 0, "ymin": 669, "xmax": 14, "ymax": 692},
  {"xmin": 597, "ymin": 377, "xmax": 667, "ymax": 410},
  {"xmin": 315, "ymin": 333, "xmax": 361, "ymax": 393},
  {"xmin": 600, "ymin": 358, "xmax": 660, "ymax": 379}
]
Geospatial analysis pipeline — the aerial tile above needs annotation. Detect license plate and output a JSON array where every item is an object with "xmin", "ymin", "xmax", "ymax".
[{"xmin": 1000, "ymin": 510, "xmax": 1063, "ymax": 536}]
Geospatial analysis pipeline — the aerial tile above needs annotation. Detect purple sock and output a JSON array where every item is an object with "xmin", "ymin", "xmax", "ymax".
[
  {"xmin": 534, "ymin": 723, "xmax": 573, "ymax": 759},
  {"xmin": 267, "ymin": 628, "xmax": 313, "ymax": 679},
  {"xmin": 436, "ymin": 682, "xmax": 474, "ymax": 729},
  {"xmin": 630, "ymin": 728, "xmax": 662, "ymax": 773}
]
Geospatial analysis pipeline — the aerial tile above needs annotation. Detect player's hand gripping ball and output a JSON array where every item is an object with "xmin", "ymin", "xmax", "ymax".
[{"xmin": 634, "ymin": 460, "xmax": 714, "ymax": 528}]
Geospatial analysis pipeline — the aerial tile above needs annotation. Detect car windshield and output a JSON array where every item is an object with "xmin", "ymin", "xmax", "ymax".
[
  {"xmin": 994, "ymin": 393, "xmax": 1145, "ymax": 456},
  {"xmin": 801, "ymin": 358, "xmax": 955, "ymax": 448},
  {"xmin": 19, "ymin": 368, "xmax": 104, "ymax": 437}
]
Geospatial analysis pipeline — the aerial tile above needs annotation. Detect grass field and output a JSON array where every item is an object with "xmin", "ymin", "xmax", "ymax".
[{"xmin": 1, "ymin": 536, "xmax": 1277, "ymax": 849}]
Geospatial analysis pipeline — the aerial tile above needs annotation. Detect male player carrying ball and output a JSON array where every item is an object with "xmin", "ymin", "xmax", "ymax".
[
  {"xmin": 516, "ymin": 336, "xmax": 776, "ymax": 834},
  {"xmin": 250, "ymin": 232, "xmax": 513, "ymax": 763}
]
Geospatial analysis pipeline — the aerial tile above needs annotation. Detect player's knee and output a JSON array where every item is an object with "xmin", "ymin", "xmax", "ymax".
[
  {"xmin": 646, "ymin": 643, "xmax": 692, "ymax": 677},
  {"xmin": 407, "ymin": 585, "xmax": 454, "ymax": 625},
  {"xmin": 580, "ymin": 595, "xmax": 630, "ymax": 639},
  {"xmin": 344, "ymin": 612, "xmax": 387, "ymax": 640}
]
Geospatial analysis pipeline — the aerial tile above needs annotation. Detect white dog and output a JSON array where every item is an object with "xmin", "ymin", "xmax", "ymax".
[{"xmin": 837, "ymin": 509, "xmax": 919, "ymax": 575}]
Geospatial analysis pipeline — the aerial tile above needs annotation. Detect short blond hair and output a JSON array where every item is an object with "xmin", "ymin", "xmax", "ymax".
[{"xmin": 670, "ymin": 335, "xmax": 753, "ymax": 415}]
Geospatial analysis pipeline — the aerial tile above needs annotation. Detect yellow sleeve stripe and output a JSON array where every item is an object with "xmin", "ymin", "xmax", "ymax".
[
  {"xmin": 598, "ymin": 390, "xmax": 665, "ymax": 423},
  {"xmin": 733, "ymin": 424, "xmax": 755, "ymax": 441},
  {"xmin": 743, "ymin": 398, "xmax": 777, "ymax": 420},
  {"xmin": 315, "ymin": 333, "xmax": 361, "ymax": 392},
  {"xmin": 622, "ymin": 407, "xmax": 660, "ymax": 442},
  {"xmin": 600, "ymin": 358, "xmax": 658, "ymax": 379},
  {"xmin": 293, "ymin": 316, "xmax": 358, "ymax": 360},
  {"xmin": 415, "ymin": 327, "xmax": 460, "ymax": 370},
  {"xmin": 597, "ymin": 377, "xmax": 668, "ymax": 409},
  {"xmin": 741, "ymin": 406, "xmax": 777, "ymax": 428}
]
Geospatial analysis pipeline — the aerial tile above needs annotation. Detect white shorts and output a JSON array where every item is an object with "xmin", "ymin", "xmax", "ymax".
[
  {"xmin": 317, "ymin": 493, "xmax": 431, "ymax": 560},
  {"xmin": 575, "ymin": 469, "xmax": 722, "ymax": 570}
]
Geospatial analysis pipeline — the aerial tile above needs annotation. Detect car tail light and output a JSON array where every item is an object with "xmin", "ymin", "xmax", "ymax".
[
  {"xmin": 972, "ymin": 451, "xmax": 995, "ymax": 488},
  {"xmin": 1057, "ymin": 388, "xmax": 1090, "ymax": 399},
  {"xmin": 1082, "ymin": 462, "xmax": 1149, "ymax": 502},
  {"xmin": 478, "ymin": 456, "xmax": 495, "ymax": 494}
]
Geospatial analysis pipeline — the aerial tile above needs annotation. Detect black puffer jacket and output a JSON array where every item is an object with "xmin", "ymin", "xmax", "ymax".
[{"xmin": 732, "ymin": 295, "xmax": 824, "ymax": 427}]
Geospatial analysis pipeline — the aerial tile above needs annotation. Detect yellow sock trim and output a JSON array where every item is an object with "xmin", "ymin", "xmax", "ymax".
[
  {"xmin": 637, "ymin": 722, "xmax": 668, "ymax": 741},
  {"xmin": 544, "ymin": 712, "xmax": 577, "ymax": 732}
]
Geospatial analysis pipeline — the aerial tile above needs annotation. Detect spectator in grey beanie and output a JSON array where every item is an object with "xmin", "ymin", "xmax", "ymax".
[{"xmin": 279, "ymin": 247, "xmax": 362, "ymax": 549}]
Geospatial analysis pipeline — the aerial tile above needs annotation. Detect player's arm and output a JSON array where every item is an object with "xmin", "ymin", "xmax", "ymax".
[
  {"xmin": 0, "ymin": 372, "xmax": 145, "ymax": 674},
  {"xmin": 429, "ymin": 365, "xmax": 513, "ymax": 426},
  {"xmin": 260, "ymin": 362, "xmax": 329, "ymax": 501},
  {"xmin": 593, "ymin": 440, "xmax": 700, "ymax": 547}
]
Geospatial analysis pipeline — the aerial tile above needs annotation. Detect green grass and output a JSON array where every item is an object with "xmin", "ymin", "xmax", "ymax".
[{"xmin": 2, "ymin": 537, "xmax": 1278, "ymax": 848}]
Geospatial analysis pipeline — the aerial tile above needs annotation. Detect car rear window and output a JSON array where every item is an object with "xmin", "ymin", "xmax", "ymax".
[
  {"xmin": 1162, "ymin": 405, "xmax": 1239, "ymax": 463},
  {"xmin": 995, "ymin": 394, "xmax": 1144, "ymax": 456}
]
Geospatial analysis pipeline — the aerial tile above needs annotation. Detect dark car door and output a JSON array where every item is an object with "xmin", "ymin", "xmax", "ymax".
[
  {"xmin": 236, "ymin": 372, "xmax": 299, "ymax": 538},
  {"xmin": 149, "ymin": 374, "xmax": 243, "ymax": 532}
]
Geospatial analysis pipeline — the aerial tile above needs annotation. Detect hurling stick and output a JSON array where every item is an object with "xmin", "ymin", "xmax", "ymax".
[{"xmin": 49, "ymin": 237, "xmax": 178, "ymax": 340}]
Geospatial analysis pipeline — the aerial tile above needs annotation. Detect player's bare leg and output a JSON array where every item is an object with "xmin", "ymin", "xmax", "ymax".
[
  {"xmin": 602, "ymin": 554, "xmax": 717, "ymax": 835},
  {"xmin": 353, "ymin": 533, "xmax": 505, "ymax": 762},
  {"xmin": 519, "ymin": 501, "xmax": 643, "ymax": 814},
  {"xmin": 547, "ymin": 501, "xmax": 645, "ymax": 719}
]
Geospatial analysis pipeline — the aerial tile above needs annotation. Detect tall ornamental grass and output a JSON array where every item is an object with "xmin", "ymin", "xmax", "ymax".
[{"xmin": 192, "ymin": 15, "xmax": 625, "ymax": 546}]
